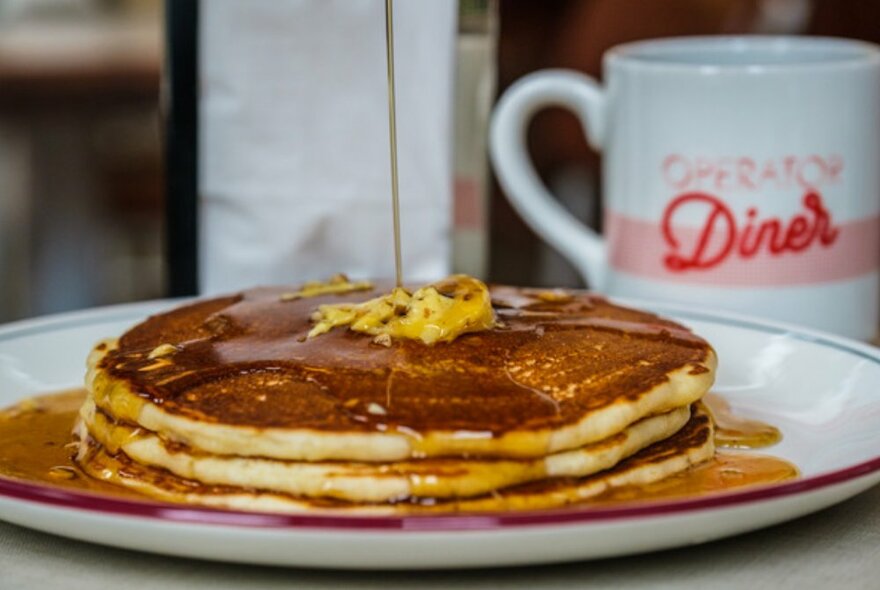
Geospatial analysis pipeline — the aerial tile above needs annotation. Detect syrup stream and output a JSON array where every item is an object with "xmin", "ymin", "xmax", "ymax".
[{"xmin": 384, "ymin": 0, "xmax": 403, "ymax": 288}]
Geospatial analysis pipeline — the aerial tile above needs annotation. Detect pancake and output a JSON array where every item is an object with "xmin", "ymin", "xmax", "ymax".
[
  {"xmin": 73, "ymin": 402, "xmax": 714, "ymax": 514},
  {"xmin": 77, "ymin": 393, "xmax": 690, "ymax": 502},
  {"xmin": 84, "ymin": 283, "xmax": 716, "ymax": 462}
]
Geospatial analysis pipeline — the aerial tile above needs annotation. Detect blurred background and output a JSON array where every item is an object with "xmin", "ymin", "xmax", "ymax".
[{"xmin": 0, "ymin": 0, "xmax": 878, "ymax": 322}]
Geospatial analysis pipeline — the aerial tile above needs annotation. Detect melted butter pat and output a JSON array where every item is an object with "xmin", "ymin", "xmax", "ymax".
[
  {"xmin": 309, "ymin": 275, "xmax": 497, "ymax": 345},
  {"xmin": 281, "ymin": 274, "xmax": 373, "ymax": 301}
]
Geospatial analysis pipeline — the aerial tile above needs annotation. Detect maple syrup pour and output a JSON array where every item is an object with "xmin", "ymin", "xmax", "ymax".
[
  {"xmin": 592, "ymin": 452, "xmax": 798, "ymax": 504},
  {"xmin": 704, "ymin": 393, "xmax": 783, "ymax": 449},
  {"xmin": 384, "ymin": 0, "xmax": 403, "ymax": 287}
]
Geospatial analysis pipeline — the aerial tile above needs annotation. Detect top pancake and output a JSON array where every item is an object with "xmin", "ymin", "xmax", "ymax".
[{"xmin": 89, "ymin": 284, "xmax": 716, "ymax": 461}]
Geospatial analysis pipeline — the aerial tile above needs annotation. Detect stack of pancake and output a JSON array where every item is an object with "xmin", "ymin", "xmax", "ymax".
[{"xmin": 73, "ymin": 281, "xmax": 717, "ymax": 513}]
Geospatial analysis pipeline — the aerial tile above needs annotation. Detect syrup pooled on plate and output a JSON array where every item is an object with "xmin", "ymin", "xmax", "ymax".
[
  {"xmin": 704, "ymin": 392, "xmax": 783, "ymax": 449},
  {"xmin": 0, "ymin": 389, "xmax": 797, "ymax": 508},
  {"xmin": 592, "ymin": 451, "xmax": 798, "ymax": 504},
  {"xmin": 0, "ymin": 389, "xmax": 144, "ymax": 499}
]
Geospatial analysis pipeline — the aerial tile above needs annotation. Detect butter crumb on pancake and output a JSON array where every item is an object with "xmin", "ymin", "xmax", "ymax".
[
  {"xmin": 148, "ymin": 343, "xmax": 179, "ymax": 359},
  {"xmin": 280, "ymin": 273, "xmax": 373, "ymax": 301},
  {"xmin": 308, "ymin": 274, "xmax": 497, "ymax": 345}
]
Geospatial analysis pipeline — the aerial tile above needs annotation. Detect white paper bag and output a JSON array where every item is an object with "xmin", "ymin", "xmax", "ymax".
[{"xmin": 198, "ymin": 0, "xmax": 457, "ymax": 294}]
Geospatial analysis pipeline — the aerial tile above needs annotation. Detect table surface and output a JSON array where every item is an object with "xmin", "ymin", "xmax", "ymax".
[{"xmin": 1, "ymin": 482, "xmax": 878, "ymax": 590}]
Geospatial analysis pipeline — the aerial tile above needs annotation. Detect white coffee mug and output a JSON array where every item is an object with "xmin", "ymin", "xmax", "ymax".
[{"xmin": 490, "ymin": 36, "xmax": 880, "ymax": 340}]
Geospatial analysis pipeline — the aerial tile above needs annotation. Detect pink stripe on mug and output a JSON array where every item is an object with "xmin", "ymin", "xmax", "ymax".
[{"xmin": 607, "ymin": 210, "xmax": 880, "ymax": 287}]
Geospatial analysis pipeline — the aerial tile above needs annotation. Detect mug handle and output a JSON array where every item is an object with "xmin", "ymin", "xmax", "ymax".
[{"xmin": 489, "ymin": 70, "xmax": 608, "ymax": 289}]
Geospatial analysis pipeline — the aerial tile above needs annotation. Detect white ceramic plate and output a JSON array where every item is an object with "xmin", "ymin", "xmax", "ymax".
[{"xmin": 0, "ymin": 300, "xmax": 878, "ymax": 570}]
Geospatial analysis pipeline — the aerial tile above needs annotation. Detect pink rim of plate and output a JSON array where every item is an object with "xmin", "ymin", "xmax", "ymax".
[{"xmin": 1, "ymin": 455, "xmax": 879, "ymax": 531}]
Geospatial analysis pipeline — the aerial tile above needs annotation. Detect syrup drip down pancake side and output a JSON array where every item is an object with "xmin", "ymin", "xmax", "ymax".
[
  {"xmin": 76, "ymin": 395, "xmax": 690, "ymax": 502},
  {"xmin": 74, "ymin": 403, "xmax": 715, "ymax": 514}
]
